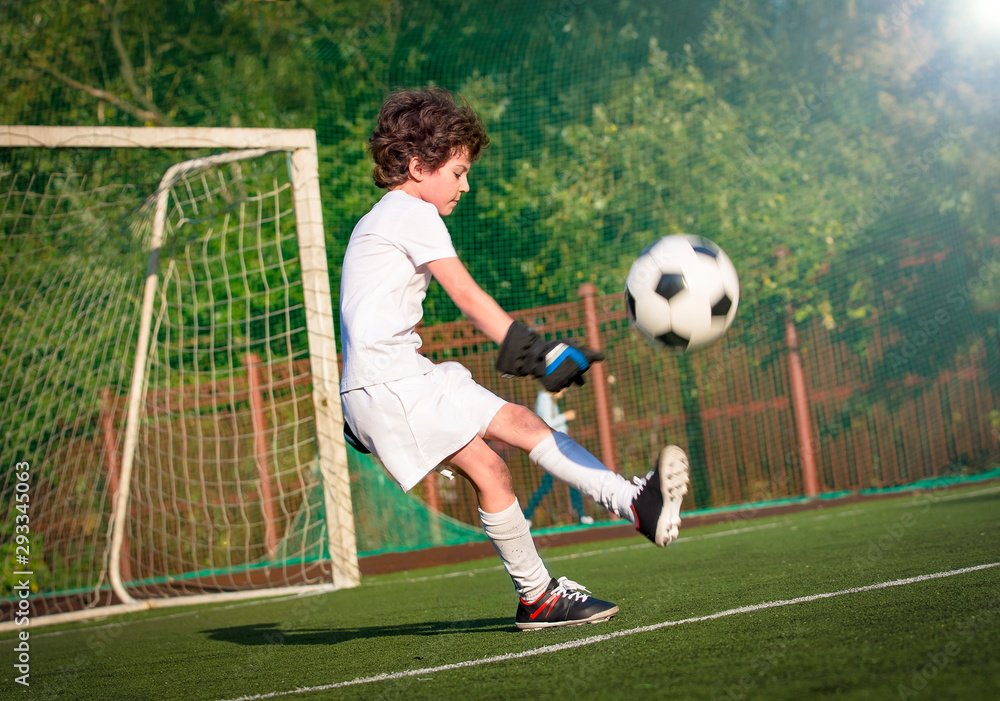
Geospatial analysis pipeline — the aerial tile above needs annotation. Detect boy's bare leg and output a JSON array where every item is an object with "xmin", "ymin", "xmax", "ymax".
[
  {"xmin": 449, "ymin": 425, "xmax": 620, "ymax": 628},
  {"xmin": 446, "ymin": 433, "xmax": 517, "ymax": 513},
  {"xmin": 485, "ymin": 403, "xmax": 638, "ymax": 523},
  {"xmin": 446, "ymin": 436, "xmax": 549, "ymax": 602}
]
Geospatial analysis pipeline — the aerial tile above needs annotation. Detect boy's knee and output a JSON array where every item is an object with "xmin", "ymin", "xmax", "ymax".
[
  {"xmin": 511, "ymin": 402, "xmax": 540, "ymax": 423},
  {"xmin": 486, "ymin": 403, "xmax": 552, "ymax": 451},
  {"xmin": 451, "ymin": 441, "xmax": 513, "ymax": 490},
  {"xmin": 484, "ymin": 454, "xmax": 514, "ymax": 485},
  {"xmin": 508, "ymin": 402, "xmax": 550, "ymax": 432}
]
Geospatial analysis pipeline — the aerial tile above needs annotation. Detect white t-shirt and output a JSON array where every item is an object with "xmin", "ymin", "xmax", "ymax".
[{"xmin": 339, "ymin": 190, "xmax": 458, "ymax": 391}]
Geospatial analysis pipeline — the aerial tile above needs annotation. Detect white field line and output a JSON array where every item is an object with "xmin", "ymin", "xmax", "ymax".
[
  {"xmin": 15, "ymin": 521, "xmax": 777, "ymax": 641},
  {"xmin": 374, "ymin": 497, "xmax": 934, "ymax": 588},
  {"xmin": 16, "ymin": 486, "xmax": 997, "ymax": 640},
  {"xmin": 368, "ymin": 508, "xmax": 862, "ymax": 585},
  {"xmin": 891, "ymin": 483, "xmax": 1000, "ymax": 506},
  {"xmin": 22, "ymin": 589, "xmax": 330, "ymax": 640},
  {"xmin": 363, "ymin": 521, "xmax": 785, "ymax": 587},
  {"xmin": 216, "ymin": 561, "xmax": 1000, "ymax": 701}
]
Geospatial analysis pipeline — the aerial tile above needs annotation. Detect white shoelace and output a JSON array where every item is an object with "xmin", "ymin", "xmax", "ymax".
[
  {"xmin": 552, "ymin": 576, "xmax": 592, "ymax": 602},
  {"xmin": 632, "ymin": 470, "xmax": 654, "ymax": 491}
]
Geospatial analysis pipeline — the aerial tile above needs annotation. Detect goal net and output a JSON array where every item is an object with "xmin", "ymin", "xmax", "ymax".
[{"xmin": 0, "ymin": 127, "xmax": 358, "ymax": 626}]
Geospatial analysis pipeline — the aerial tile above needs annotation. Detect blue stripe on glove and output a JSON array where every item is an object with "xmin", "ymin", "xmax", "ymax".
[{"xmin": 545, "ymin": 343, "xmax": 590, "ymax": 375}]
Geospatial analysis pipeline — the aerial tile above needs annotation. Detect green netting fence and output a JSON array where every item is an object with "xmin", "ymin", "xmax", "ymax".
[{"xmin": 1, "ymin": 0, "xmax": 999, "ymax": 604}]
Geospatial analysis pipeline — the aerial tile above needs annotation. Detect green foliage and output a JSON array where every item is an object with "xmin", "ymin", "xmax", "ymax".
[
  {"xmin": 1, "ymin": 0, "xmax": 327, "ymax": 128},
  {"xmin": 5, "ymin": 0, "xmax": 996, "ymax": 328},
  {"xmin": 0, "ymin": 532, "xmax": 52, "ymax": 597},
  {"xmin": 0, "ymin": 158, "xmax": 147, "ymax": 477},
  {"xmin": 155, "ymin": 155, "xmax": 310, "ymax": 373},
  {"xmin": 2, "ymin": 0, "xmax": 999, "ymax": 601}
]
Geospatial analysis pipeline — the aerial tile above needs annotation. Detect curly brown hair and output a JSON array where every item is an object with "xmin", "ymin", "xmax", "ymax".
[{"xmin": 368, "ymin": 87, "xmax": 489, "ymax": 190}]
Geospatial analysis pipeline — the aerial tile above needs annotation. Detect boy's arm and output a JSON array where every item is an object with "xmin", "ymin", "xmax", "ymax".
[
  {"xmin": 426, "ymin": 256, "xmax": 514, "ymax": 343},
  {"xmin": 427, "ymin": 256, "xmax": 603, "ymax": 392}
]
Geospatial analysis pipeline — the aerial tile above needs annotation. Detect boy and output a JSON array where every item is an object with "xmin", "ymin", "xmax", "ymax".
[{"xmin": 339, "ymin": 87, "xmax": 690, "ymax": 630}]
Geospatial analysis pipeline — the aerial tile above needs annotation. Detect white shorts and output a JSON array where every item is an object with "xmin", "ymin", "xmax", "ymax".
[{"xmin": 340, "ymin": 361, "xmax": 508, "ymax": 491}]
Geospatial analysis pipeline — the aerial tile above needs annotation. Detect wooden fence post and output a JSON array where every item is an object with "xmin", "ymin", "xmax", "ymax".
[
  {"xmin": 784, "ymin": 311, "xmax": 820, "ymax": 497},
  {"xmin": 578, "ymin": 283, "xmax": 616, "ymax": 472},
  {"xmin": 100, "ymin": 389, "xmax": 132, "ymax": 583},
  {"xmin": 244, "ymin": 353, "xmax": 280, "ymax": 557}
]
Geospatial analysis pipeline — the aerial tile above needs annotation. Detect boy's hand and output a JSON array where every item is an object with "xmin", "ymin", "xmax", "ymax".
[
  {"xmin": 539, "ymin": 340, "xmax": 604, "ymax": 392},
  {"xmin": 496, "ymin": 321, "xmax": 604, "ymax": 392}
]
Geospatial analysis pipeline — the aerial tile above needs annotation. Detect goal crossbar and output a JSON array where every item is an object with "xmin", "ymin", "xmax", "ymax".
[{"xmin": 0, "ymin": 125, "xmax": 318, "ymax": 151}]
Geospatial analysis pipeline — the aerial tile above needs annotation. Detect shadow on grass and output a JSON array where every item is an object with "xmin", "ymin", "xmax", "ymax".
[{"xmin": 202, "ymin": 618, "xmax": 511, "ymax": 645}]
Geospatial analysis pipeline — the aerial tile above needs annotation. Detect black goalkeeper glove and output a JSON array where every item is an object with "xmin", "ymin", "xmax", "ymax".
[{"xmin": 496, "ymin": 321, "xmax": 605, "ymax": 393}]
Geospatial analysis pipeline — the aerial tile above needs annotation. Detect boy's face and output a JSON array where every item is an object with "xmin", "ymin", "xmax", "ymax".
[{"xmin": 408, "ymin": 151, "xmax": 472, "ymax": 216}]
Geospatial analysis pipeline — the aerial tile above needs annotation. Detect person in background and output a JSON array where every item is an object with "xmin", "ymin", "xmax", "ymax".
[{"xmin": 523, "ymin": 388, "xmax": 595, "ymax": 528}]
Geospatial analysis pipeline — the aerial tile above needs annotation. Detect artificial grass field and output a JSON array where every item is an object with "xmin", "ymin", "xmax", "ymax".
[{"xmin": 10, "ymin": 482, "xmax": 1000, "ymax": 700}]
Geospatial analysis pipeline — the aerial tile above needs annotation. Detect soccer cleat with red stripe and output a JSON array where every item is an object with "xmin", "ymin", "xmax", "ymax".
[
  {"xmin": 515, "ymin": 576, "xmax": 618, "ymax": 630},
  {"xmin": 631, "ymin": 445, "xmax": 690, "ymax": 547}
]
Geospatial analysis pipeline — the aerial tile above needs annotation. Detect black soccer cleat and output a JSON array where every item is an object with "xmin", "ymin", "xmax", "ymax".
[
  {"xmin": 631, "ymin": 445, "xmax": 690, "ymax": 547},
  {"xmin": 515, "ymin": 577, "xmax": 619, "ymax": 631}
]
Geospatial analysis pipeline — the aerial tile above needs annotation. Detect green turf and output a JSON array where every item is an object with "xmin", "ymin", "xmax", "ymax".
[{"xmin": 8, "ymin": 484, "xmax": 1000, "ymax": 700}]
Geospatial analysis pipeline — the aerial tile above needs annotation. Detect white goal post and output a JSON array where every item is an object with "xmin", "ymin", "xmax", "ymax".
[{"xmin": 0, "ymin": 126, "xmax": 358, "ymax": 628}]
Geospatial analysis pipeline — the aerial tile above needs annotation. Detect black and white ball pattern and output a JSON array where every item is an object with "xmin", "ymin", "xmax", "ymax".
[{"xmin": 624, "ymin": 234, "xmax": 740, "ymax": 351}]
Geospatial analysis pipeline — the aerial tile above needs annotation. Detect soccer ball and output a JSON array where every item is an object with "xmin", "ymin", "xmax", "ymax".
[{"xmin": 624, "ymin": 234, "xmax": 740, "ymax": 351}]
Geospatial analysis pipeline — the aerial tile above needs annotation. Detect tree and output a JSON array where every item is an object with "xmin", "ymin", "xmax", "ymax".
[{"xmin": 1, "ymin": 0, "xmax": 345, "ymax": 128}]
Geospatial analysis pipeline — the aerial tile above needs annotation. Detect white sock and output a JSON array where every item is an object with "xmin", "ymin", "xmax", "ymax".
[
  {"xmin": 529, "ymin": 432, "xmax": 637, "ymax": 524},
  {"xmin": 479, "ymin": 499, "xmax": 550, "ymax": 603}
]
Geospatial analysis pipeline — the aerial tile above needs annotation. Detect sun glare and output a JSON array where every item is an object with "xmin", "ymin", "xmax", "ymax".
[{"xmin": 969, "ymin": 0, "xmax": 1000, "ymax": 35}]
